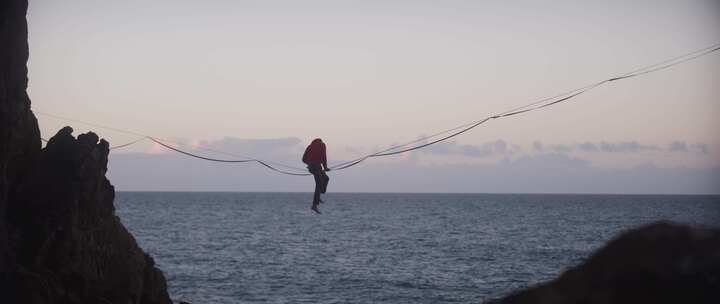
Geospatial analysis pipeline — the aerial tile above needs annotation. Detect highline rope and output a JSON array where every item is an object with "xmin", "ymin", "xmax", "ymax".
[{"xmin": 36, "ymin": 43, "xmax": 720, "ymax": 175}]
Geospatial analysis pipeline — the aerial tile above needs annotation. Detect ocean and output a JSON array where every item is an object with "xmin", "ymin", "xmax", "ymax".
[{"xmin": 115, "ymin": 192, "xmax": 720, "ymax": 304}]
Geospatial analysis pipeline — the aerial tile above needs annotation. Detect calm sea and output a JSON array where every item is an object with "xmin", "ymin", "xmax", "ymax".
[{"xmin": 115, "ymin": 192, "xmax": 720, "ymax": 304}]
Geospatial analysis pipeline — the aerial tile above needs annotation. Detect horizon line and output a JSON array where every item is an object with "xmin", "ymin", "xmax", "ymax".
[{"xmin": 113, "ymin": 190, "xmax": 720, "ymax": 196}]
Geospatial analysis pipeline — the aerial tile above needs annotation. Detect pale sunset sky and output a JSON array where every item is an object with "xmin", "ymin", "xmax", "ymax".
[{"xmin": 27, "ymin": 0, "xmax": 720, "ymax": 193}]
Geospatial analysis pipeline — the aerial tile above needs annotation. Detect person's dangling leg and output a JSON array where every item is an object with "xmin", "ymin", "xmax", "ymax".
[
  {"xmin": 313, "ymin": 171, "xmax": 322, "ymax": 205},
  {"xmin": 311, "ymin": 166, "xmax": 322, "ymax": 213},
  {"xmin": 321, "ymin": 171, "xmax": 329, "ymax": 194}
]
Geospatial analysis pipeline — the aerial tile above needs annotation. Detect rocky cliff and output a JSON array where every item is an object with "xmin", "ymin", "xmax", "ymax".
[
  {"xmin": 490, "ymin": 222, "xmax": 720, "ymax": 304},
  {"xmin": 1, "ymin": 0, "xmax": 41, "ymax": 292},
  {"xmin": 1, "ymin": 1, "xmax": 171, "ymax": 303}
]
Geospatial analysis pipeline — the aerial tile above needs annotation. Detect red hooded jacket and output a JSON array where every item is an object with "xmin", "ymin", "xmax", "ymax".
[{"xmin": 302, "ymin": 139, "xmax": 327, "ymax": 167}]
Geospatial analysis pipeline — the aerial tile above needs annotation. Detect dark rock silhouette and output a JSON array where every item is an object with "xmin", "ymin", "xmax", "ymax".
[
  {"xmin": 1, "ymin": 0, "xmax": 42, "ymax": 294},
  {"xmin": 4, "ymin": 1, "xmax": 718, "ymax": 304},
  {"xmin": 1, "ymin": 1, "xmax": 171, "ymax": 303},
  {"xmin": 490, "ymin": 221, "xmax": 720, "ymax": 304}
]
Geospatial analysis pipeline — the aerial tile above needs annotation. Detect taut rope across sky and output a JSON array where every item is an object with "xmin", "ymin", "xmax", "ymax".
[{"xmin": 37, "ymin": 43, "xmax": 720, "ymax": 176}]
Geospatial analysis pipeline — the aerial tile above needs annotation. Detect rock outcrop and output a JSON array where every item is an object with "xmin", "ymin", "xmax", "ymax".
[
  {"xmin": 1, "ymin": 1, "xmax": 171, "ymax": 303},
  {"xmin": 491, "ymin": 222, "xmax": 720, "ymax": 304},
  {"xmin": 1, "ymin": 0, "xmax": 42, "ymax": 294}
]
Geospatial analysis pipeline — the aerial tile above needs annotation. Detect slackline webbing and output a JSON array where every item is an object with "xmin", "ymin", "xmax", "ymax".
[
  {"xmin": 36, "ymin": 43, "xmax": 720, "ymax": 176},
  {"xmin": 327, "ymin": 43, "xmax": 720, "ymax": 171}
]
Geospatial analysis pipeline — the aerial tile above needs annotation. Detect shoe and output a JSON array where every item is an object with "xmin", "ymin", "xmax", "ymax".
[{"xmin": 311, "ymin": 205, "xmax": 321, "ymax": 214}]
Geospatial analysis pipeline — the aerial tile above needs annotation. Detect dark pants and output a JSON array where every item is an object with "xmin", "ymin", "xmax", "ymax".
[{"xmin": 308, "ymin": 164, "xmax": 329, "ymax": 205}]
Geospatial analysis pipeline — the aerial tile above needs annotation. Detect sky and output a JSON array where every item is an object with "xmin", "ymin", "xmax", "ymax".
[{"xmin": 27, "ymin": 0, "xmax": 720, "ymax": 193}]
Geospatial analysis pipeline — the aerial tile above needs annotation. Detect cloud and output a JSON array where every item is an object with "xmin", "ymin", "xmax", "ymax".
[
  {"xmin": 532, "ymin": 140, "xmax": 709, "ymax": 154},
  {"xmin": 336, "ymin": 153, "xmax": 720, "ymax": 194},
  {"xmin": 598, "ymin": 141, "xmax": 660, "ymax": 153},
  {"xmin": 388, "ymin": 139, "xmax": 710, "ymax": 160},
  {"xmin": 549, "ymin": 144, "xmax": 573, "ymax": 153},
  {"xmin": 419, "ymin": 140, "xmax": 517, "ymax": 158},
  {"xmin": 107, "ymin": 151, "xmax": 720, "ymax": 194},
  {"xmin": 691, "ymin": 143, "xmax": 709, "ymax": 154},
  {"xmin": 197, "ymin": 137, "xmax": 303, "ymax": 158},
  {"xmin": 510, "ymin": 153, "xmax": 590, "ymax": 170},
  {"xmin": 533, "ymin": 141, "xmax": 544, "ymax": 152},
  {"xmin": 668, "ymin": 141, "xmax": 689, "ymax": 152},
  {"xmin": 104, "ymin": 135, "xmax": 718, "ymax": 194},
  {"xmin": 577, "ymin": 142, "xmax": 599, "ymax": 152},
  {"xmin": 666, "ymin": 141, "xmax": 712, "ymax": 155}
]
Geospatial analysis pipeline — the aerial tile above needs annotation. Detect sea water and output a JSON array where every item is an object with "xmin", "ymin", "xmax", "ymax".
[{"xmin": 115, "ymin": 192, "xmax": 720, "ymax": 303}]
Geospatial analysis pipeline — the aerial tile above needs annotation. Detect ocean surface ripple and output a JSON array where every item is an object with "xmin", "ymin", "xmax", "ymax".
[{"xmin": 116, "ymin": 193, "xmax": 720, "ymax": 303}]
